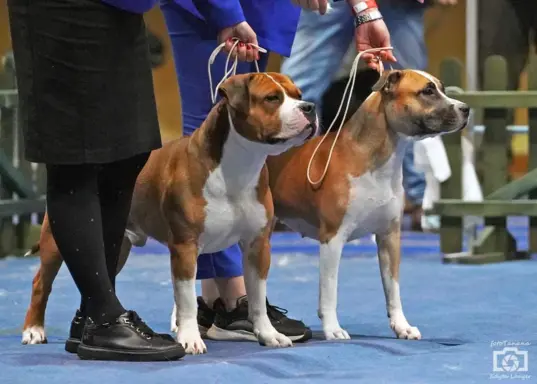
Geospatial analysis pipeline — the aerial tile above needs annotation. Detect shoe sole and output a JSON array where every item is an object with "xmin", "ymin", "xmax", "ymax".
[
  {"xmin": 65, "ymin": 338, "xmax": 80, "ymax": 354},
  {"xmin": 206, "ymin": 325, "xmax": 312, "ymax": 343},
  {"xmin": 77, "ymin": 343, "xmax": 186, "ymax": 362}
]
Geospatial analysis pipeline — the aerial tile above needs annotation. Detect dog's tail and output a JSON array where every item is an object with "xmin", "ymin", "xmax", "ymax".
[{"xmin": 24, "ymin": 243, "xmax": 40, "ymax": 257}]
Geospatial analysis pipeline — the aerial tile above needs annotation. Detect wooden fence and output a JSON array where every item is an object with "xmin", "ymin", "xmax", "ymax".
[
  {"xmin": 0, "ymin": 52, "xmax": 46, "ymax": 257},
  {"xmin": 432, "ymin": 54, "xmax": 537, "ymax": 264}
]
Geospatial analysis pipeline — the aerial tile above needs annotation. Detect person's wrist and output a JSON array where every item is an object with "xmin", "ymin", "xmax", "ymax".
[{"xmin": 353, "ymin": 9, "xmax": 383, "ymax": 28}]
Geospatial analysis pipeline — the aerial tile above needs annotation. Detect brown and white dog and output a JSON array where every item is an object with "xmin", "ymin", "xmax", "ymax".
[
  {"xmin": 21, "ymin": 72, "xmax": 318, "ymax": 354},
  {"xmin": 267, "ymin": 69, "xmax": 469, "ymax": 341}
]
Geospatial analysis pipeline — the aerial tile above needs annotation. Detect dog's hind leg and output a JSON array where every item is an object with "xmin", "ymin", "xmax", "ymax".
[
  {"xmin": 22, "ymin": 215, "xmax": 63, "ymax": 345},
  {"xmin": 375, "ymin": 222, "xmax": 421, "ymax": 340}
]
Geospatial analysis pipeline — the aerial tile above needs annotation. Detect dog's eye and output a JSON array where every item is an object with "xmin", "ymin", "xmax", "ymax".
[
  {"xmin": 420, "ymin": 85, "xmax": 436, "ymax": 96},
  {"xmin": 264, "ymin": 94, "xmax": 280, "ymax": 103}
]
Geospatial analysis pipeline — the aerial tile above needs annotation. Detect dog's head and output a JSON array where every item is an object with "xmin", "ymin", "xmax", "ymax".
[
  {"xmin": 371, "ymin": 69, "xmax": 470, "ymax": 140},
  {"xmin": 218, "ymin": 72, "xmax": 319, "ymax": 155}
]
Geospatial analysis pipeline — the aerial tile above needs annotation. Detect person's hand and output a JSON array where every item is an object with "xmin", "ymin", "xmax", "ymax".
[
  {"xmin": 291, "ymin": 0, "xmax": 330, "ymax": 15},
  {"xmin": 355, "ymin": 16, "xmax": 397, "ymax": 71},
  {"xmin": 435, "ymin": 0, "xmax": 457, "ymax": 5},
  {"xmin": 217, "ymin": 21, "xmax": 259, "ymax": 62}
]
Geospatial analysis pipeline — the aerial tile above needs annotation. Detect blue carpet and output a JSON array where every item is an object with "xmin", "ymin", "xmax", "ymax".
[{"xmin": 1, "ymin": 217, "xmax": 536, "ymax": 383}]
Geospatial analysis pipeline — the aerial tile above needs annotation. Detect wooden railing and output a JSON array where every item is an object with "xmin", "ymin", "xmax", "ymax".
[{"xmin": 431, "ymin": 54, "xmax": 537, "ymax": 264}]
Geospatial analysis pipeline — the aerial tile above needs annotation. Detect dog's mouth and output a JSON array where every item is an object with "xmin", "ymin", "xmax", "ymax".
[
  {"xmin": 266, "ymin": 124, "xmax": 316, "ymax": 145},
  {"xmin": 266, "ymin": 136, "xmax": 288, "ymax": 145},
  {"xmin": 415, "ymin": 120, "xmax": 439, "ymax": 136},
  {"xmin": 305, "ymin": 123, "xmax": 317, "ymax": 140}
]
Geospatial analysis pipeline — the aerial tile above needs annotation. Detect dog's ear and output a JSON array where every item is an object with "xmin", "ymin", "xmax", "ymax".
[
  {"xmin": 371, "ymin": 70, "xmax": 403, "ymax": 94},
  {"xmin": 218, "ymin": 74, "xmax": 253, "ymax": 113}
]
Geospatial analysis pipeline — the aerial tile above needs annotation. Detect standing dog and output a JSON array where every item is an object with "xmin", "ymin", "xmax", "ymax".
[
  {"xmin": 267, "ymin": 69, "xmax": 469, "ymax": 340},
  {"xmin": 21, "ymin": 72, "xmax": 318, "ymax": 354}
]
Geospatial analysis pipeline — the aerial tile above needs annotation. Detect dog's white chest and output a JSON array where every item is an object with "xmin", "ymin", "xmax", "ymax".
[
  {"xmin": 199, "ymin": 166, "xmax": 268, "ymax": 254},
  {"xmin": 344, "ymin": 172, "xmax": 403, "ymax": 239}
]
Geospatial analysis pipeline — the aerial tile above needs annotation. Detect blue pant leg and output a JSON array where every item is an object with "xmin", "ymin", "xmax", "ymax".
[
  {"xmin": 280, "ymin": 3, "xmax": 354, "ymax": 108},
  {"xmin": 161, "ymin": 3, "xmax": 269, "ymax": 279},
  {"xmin": 381, "ymin": 2, "xmax": 427, "ymax": 205}
]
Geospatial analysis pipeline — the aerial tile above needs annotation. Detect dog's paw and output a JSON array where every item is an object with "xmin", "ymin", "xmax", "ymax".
[
  {"xmin": 22, "ymin": 326, "xmax": 47, "ymax": 345},
  {"xmin": 324, "ymin": 327, "xmax": 351, "ymax": 340},
  {"xmin": 256, "ymin": 330, "xmax": 293, "ymax": 348},
  {"xmin": 177, "ymin": 328, "xmax": 207, "ymax": 355},
  {"xmin": 391, "ymin": 319, "xmax": 422, "ymax": 340}
]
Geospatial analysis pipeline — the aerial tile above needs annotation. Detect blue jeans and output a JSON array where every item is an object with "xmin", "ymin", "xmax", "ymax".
[
  {"xmin": 281, "ymin": 0, "xmax": 427, "ymax": 205},
  {"xmin": 161, "ymin": 3, "xmax": 269, "ymax": 279}
]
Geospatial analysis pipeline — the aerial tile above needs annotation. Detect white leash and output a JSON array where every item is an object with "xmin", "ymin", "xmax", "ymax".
[
  {"xmin": 306, "ymin": 47, "xmax": 394, "ymax": 186},
  {"xmin": 208, "ymin": 38, "xmax": 268, "ymax": 104}
]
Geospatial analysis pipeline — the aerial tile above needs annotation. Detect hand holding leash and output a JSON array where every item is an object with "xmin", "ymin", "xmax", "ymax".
[
  {"xmin": 208, "ymin": 38, "xmax": 268, "ymax": 104},
  {"xmin": 217, "ymin": 21, "xmax": 259, "ymax": 63}
]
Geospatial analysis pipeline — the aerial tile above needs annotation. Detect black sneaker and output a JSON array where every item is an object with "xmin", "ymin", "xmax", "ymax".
[
  {"xmin": 197, "ymin": 297, "xmax": 216, "ymax": 338},
  {"xmin": 77, "ymin": 310, "xmax": 185, "ymax": 362},
  {"xmin": 65, "ymin": 309, "xmax": 176, "ymax": 354},
  {"xmin": 206, "ymin": 296, "xmax": 312, "ymax": 343}
]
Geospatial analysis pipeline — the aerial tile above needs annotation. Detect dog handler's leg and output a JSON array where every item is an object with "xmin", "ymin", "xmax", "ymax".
[
  {"xmin": 240, "ymin": 233, "xmax": 292, "ymax": 348},
  {"xmin": 318, "ymin": 234, "xmax": 350, "ymax": 340},
  {"xmin": 375, "ymin": 223, "xmax": 421, "ymax": 340},
  {"xmin": 169, "ymin": 242, "xmax": 207, "ymax": 354}
]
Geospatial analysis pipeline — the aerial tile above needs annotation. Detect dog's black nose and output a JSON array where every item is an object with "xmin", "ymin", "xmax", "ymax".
[
  {"xmin": 299, "ymin": 101, "xmax": 316, "ymax": 122},
  {"xmin": 459, "ymin": 104, "xmax": 470, "ymax": 117}
]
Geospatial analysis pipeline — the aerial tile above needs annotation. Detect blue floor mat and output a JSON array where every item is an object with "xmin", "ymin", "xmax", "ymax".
[{"xmin": 1, "ymin": 218, "xmax": 536, "ymax": 383}]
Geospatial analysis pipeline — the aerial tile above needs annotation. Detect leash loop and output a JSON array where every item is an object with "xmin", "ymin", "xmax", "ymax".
[
  {"xmin": 306, "ymin": 47, "xmax": 394, "ymax": 187},
  {"xmin": 208, "ymin": 38, "xmax": 268, "ymax": 104}
]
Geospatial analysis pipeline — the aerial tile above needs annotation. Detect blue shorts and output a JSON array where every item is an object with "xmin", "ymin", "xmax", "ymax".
[{"xmin": 161, "ymin": 2, "xmax": 269, "ymax": 279}]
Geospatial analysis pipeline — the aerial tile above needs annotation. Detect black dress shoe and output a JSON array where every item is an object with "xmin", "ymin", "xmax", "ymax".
[
  {"xmin": 65, "ymin": 309, "xmax": 176, "ymax": 354},
  {"xmin": 77, "ymin": 311, "xmax": 185, "ymax": 362},
  {"xmin": 65, "ymin": 309, "xmax": 85, "ymax": 353}
]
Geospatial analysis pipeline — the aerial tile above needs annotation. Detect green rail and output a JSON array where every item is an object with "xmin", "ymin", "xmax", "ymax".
[{"xmin": 446, "ymin": 91, "xmax": 537, "ymax": 108}]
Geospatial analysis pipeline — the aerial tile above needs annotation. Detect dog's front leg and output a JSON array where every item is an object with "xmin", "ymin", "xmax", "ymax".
[
  {"xmin": 318, "ymin": 234, "xmax": 350, "ymax": 340},
  {"xmin": 240, "ymin": 232, "xmax": 293, "ymax": 348},
  {"xmin": 169, "ymin": 242, "xmax": 207, "ymax": 354},
  {"xmin": 375, "ymin": 224, "xmax": 421, "ymax": 340}
]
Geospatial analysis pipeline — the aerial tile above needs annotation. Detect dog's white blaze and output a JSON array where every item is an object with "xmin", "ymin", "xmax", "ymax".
[
  {"xmin": 173, "ymin": 279, "xmax": 207, "ymax": 354},
  {"xmin": 413, "ymin": 69, "xmax": 439, "ymax": 87},
  {"xmin": 264, "ymin": 73, "xmax": 313, "ymax": 147},
  {"xmin": 413, "ymin": 69, "xmax": 466, "ymax": 108}
]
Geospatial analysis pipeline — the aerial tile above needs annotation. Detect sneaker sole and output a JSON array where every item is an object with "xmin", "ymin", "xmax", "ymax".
[
  {"xmin": 206, "ymin": 325, "xmax": 312, "ymax": 343},
  {"xmin": 77, "ymin": 343, "xmax": 186, "ymax": 362},
  {"xmin": 65, "ymin": 338, "xmax": 80, "ymax": 354}
]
